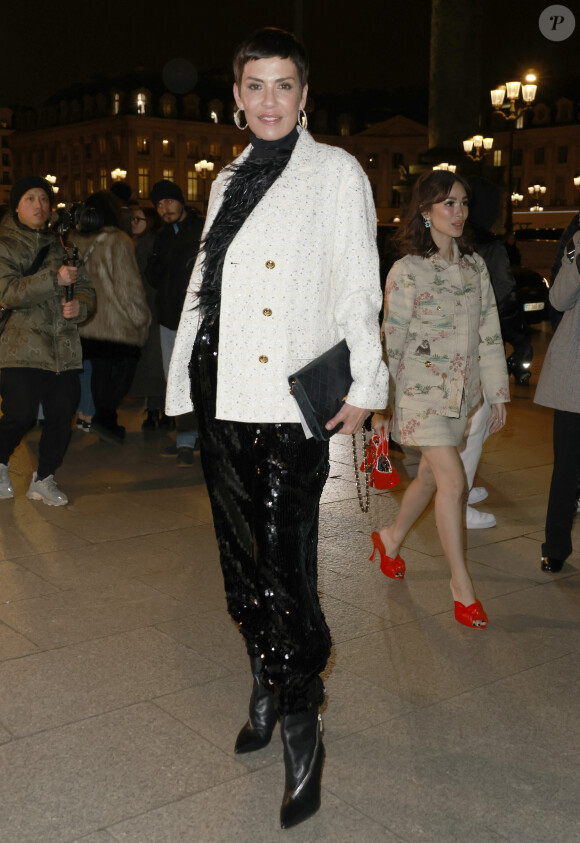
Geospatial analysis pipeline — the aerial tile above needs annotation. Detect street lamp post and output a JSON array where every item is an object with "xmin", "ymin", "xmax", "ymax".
[
  {"xmin": 195, "ymin": 159, "xmax": 215, "ymax": 211},
  {"xmin": 490, "ymin": 75, "xmax": 538, "ymax": 234},
  {"xmin": 528, "ymin": 183, "xmax": 547, "ymax": 213},
  {"xmin": 44, "ymin": 174, "xmax": 59, "ymax": 201},
  {"xmin": 462, "ymin": 134, "xmax": 494, "ymax": 161}
]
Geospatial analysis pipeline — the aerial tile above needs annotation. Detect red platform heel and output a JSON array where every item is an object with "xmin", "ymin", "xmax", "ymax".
[
  {"xmin": 454, "ymin": 599, "xmax": 488, "ymax": 629},
  {"xmin": 369, "ymin": 532, "xmax": 405, "ymax": 579}
]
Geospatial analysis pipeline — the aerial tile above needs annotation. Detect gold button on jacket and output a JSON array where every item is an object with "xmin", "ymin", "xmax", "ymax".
[
  {"xmin": 262, "ymin": 308, "xmax": 272, "ymax": 317},
  {"xmin": 259, "ymin": 355, "xmax": 269, "ymax": 363},
  {"xmin": 265, "ymin": 260, "xmax": 275, "ymax": 269}
]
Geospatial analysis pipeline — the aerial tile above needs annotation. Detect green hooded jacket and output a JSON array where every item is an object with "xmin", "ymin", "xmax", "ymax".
[{"xmin": 0, "ymin": 214, "xmax": 95, "ymax": 372}]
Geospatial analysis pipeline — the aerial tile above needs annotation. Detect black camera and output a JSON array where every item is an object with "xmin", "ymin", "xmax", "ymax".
[{"xmin": 50, "ymin": 203, "xmax": 103, "ymax": 236}]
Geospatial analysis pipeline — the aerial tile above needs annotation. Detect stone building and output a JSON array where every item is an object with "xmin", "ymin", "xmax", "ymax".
[{"xmin": 5, "ymin": 76, "xmax": 580, "ymax": 231}]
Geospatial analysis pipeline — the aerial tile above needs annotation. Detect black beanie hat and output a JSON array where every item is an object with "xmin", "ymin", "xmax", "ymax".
[
  {"xmin": 150, "ymin": 179, "xmax": 184, "ymax": 206},
  {"xmin": 10, "ymin": 176, "xmax": 55, "ymax": 213},
  {"xmin": 110, "ymin": 181, "xmax": 132, "ymax": 203}
]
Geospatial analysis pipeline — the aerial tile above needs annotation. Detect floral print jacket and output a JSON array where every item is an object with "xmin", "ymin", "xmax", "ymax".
[{"xmin": 383, "ymin": 244, "xmax": 509, "ymax": 417}]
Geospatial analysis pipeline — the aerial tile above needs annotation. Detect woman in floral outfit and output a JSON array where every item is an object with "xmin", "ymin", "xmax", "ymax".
[{"xmin": 371, "ymin": 170, "xmax": 509, "ymax": 628}]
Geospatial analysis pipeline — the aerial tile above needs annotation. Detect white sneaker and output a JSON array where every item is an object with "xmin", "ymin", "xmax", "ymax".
[
  {"xmin": 26, "ymin": 473, "xmax": 68, "ymax": 506},
  {"xmin": 0, "ymin": 463, "xmax": 14, "ymax": 499},
  {"xmin": 468, "ymin": 486, "xmax": 488, "ymax": 505},
  {"xmin": 466, "ymin": 505, "xmax": 496, "ymax": 529}
]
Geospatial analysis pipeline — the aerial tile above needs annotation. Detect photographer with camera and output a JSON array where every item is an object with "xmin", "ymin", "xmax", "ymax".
[{"xmin": 0, "ymin": 176, "xmax": 95, "ymax": 505}]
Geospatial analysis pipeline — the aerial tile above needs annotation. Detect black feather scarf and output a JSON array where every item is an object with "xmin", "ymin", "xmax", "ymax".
[{"xmin": 196, "ymin": 147, "xmax": 293, "ymax": 321}]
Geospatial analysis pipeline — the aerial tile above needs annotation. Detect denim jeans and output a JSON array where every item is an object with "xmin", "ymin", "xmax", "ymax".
[{"xmin": 160, "ymin": 325, "xmax": 197, "ymax": 449}]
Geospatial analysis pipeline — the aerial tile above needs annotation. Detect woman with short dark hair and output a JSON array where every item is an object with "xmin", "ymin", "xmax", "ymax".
[
  {"xmin": 371, "ymin": 170, "xmax": 509, "ymax": 628},
  {"xmin": 166, "ymin": 27, "xmax": 387, "ymax": 829}
]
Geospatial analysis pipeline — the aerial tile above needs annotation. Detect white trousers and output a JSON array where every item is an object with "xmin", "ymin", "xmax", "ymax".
[{"xmin": 459, "ymin": 393, "xmax": 491, "ymax": 490}]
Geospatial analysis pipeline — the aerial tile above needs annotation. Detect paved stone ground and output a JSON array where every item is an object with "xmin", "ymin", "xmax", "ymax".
[{"xmin": 0, "ymin": 322, "xmax": 578, "ymax": 842}]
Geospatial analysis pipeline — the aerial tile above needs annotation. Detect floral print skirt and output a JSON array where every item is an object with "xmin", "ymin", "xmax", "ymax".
[{"xmin": 393, "ymin": 405, "xmax": 469, "ymax": 447}]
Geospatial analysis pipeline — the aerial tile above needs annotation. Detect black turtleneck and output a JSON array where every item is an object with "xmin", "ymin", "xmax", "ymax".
[
  {"xmin": 248, "ymin": 127, "xmax": 299, "ymax": 159},
  {"xmin": 196, "ymin": 126, "xmax": 300, "ymax": 321}
]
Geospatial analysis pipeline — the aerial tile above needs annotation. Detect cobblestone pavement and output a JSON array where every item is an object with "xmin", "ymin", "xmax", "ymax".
[{"xmin": 0, "ymin": 323, "xmax": 578, "ymax": 842}]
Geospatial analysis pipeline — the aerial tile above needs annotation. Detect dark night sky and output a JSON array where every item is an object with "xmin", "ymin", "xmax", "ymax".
[{"xmin": 1, "ymin": 0, "xmax": 578, "ymax": 109}]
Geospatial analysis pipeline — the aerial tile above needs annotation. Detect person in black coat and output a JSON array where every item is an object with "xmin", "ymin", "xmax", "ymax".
[{"xmin": 145, "ymin": 180, "xmax": 204, "ymax": 464}]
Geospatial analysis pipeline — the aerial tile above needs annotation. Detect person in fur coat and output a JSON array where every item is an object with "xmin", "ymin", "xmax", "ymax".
[{"xmin": 71, "ymin": 191, "xmax": 151, "ymax": 444}]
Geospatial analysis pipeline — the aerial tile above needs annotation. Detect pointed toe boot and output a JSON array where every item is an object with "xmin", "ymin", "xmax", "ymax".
[
  {"xmin": 280, "ymin": 707, "xmax": 324, "ymax": 829},
  {"xmin": 234, "ymin": 656, "xmax": 278, "ymax": 754}
]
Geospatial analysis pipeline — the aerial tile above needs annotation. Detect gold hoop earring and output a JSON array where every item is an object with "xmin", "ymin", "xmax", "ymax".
[
  {"xmin": 234, "ymin": 108, "xmax": 248, "ymax": 130},
  {"xmin": 298, "ymin": 108, "xmax": 308, "ymax": 129}
]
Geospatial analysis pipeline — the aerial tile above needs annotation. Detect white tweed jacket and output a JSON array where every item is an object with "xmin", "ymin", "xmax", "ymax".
[{"xmin": 166, "ymin": 128, "xmax": 388, "ymax": 423}]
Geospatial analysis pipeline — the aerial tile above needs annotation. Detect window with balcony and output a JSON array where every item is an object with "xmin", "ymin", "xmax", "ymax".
[
  {"xmin": 554, "ymin": 175, "xmax": 566, "ymax": 205},
  {"xmin": 183, "ymin": 94, "xmax": 200, "ymax": 120},
  {"xmin": 136, "ymin": 92, "xmax": 148, "ymax": 115},
  {"xmin": 112, "ymin": 92, "xmax": 120, "ymax": 116},
  {"xmin": 99, "ymin": 168, "xmax": 107, "ymax": 189},
  {"xmin": 137, "ymin": 137, "xmax": 150, "ymax": 155},
  {"xmin": 232, "ymin": 144, "xmax": 245, "ymax": 158},
  {"xmin": 493, "ymin": 149, "xmax": 502, "ymax": 167},
  {"xmin": 187, "ymin": 170, "xmax": 200, "ymax": 201},
  {"xmin": 162, "ymin": 139, "xmax": 175, "ymax": 157},
  {"xmin": 160, "ymin": 93, "xmax": 177, "ymax": 118},
  {"xmin": 162, "ymin": 168, "xmax": 174, "ymax": 181},
  {"xmin": 98, "ymin": 137, "xmax": 106, "ymax": 156},
  {"xmin": 209, "ymin": 142, "xmax": 221, "ymax": 158},
  {"xmin": 138, "ymin": 167, "xmax": 150, "ymax": 197},
  {"xmin": 186, "ymin": 141, "xmax": 197, "ymax": 159}
]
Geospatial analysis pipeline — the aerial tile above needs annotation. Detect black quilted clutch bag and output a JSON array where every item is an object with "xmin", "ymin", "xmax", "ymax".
[{"xmin": 288, "ymin": 339, "xmax": 352, "ymax": 441}]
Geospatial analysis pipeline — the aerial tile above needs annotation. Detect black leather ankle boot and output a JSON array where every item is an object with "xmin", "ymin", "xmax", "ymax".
[
  {"xmin": 280, "ymin": 706, "xmax": 324, "ymax": 829},
  {"xmin": 234, "ymin": 656, "xmax": 277, "ymax": 754}
]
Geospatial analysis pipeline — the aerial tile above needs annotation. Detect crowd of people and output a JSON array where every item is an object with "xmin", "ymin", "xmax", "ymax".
[
  {"xmin": 0, "ymin": 25, "xmax": 577, "ymax": 830},
  {"xmin": 0, "ymin": 168, "xmax": 207, "ymax": 499}
]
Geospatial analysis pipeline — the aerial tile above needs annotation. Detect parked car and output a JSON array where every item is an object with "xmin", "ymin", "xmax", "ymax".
[{"xmin": 512, "ymin": 266, "xmax": 550, "ymax": 324}]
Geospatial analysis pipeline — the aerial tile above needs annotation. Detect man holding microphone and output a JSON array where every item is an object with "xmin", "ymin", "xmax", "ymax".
[{"xmin": 0, "ymin": 176, "xmax": 95, "ymax": 505}]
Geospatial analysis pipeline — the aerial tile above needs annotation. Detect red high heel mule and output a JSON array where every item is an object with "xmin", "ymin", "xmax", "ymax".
[
  {"xmin": 369, "ymin": 531, "xmax": 405, "ymax": 579},
  {"xmin": 454, "ymin": 599, "xmax": 488, "ymax": 629}
]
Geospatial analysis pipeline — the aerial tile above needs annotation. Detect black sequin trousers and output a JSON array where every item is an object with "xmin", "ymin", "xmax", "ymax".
[{"xmin": 191, "ymin": 317, "xmax": 331, "ymax": 715}]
